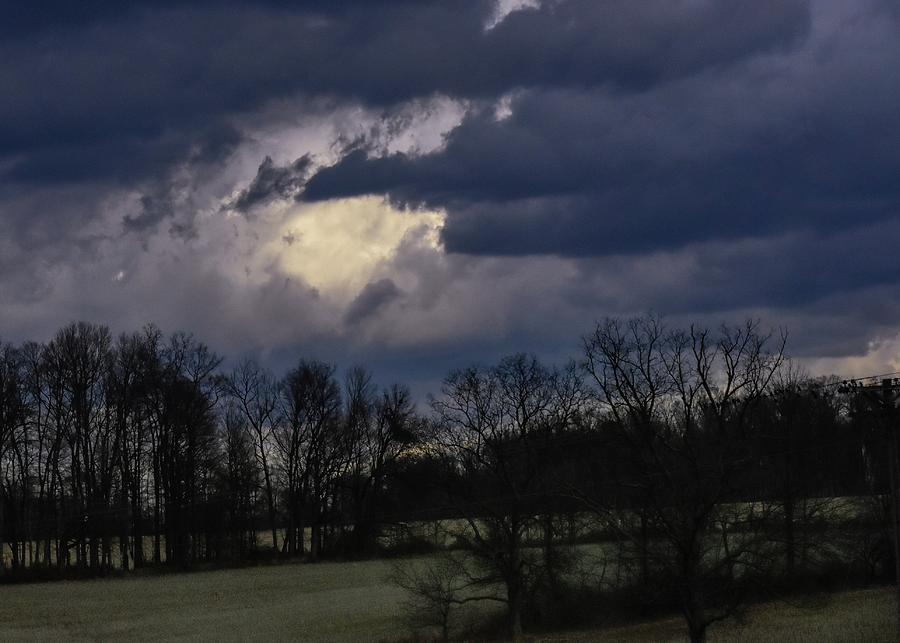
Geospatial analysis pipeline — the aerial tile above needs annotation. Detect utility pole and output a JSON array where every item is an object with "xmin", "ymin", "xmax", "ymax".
[{"xmin": 843, "ymin": 378, "xmax": 900, "ymax": 633}]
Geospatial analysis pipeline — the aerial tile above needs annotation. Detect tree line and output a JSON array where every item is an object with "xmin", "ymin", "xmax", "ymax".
[
  {"xmin": 0, "ymin": 321, "xmax": 422, "ymax": 573},
  {"xmin": 0, "ymin": 317, "xmax": 893, "ymax": 642},
  {"xmin": 399, "ymin": 317, "xmax": 888, "ymax": 641}
]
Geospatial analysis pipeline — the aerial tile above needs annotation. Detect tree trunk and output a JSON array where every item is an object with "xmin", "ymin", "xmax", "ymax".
[
  {"xmin": 689, "ymin": 621, "xmax": 707, "ymax": 643},
  {"xmin": 507, "ymin": 536, "xmax": 524, "ymax": 641},
  {"xmin": 639, "ymin": 509, "xmax": 650, "ymax": 588},
  {"xmin": 262, "ymin": 460, "xmax": 278, "ymax": 553},
  {"xmin": 89, "ymin": 533, "xmax": 100, "ymax": 570},
  {"xmin": 311, "ymin": 520, "xmax": 321, "ymax": 560},
  {"xmin": 542, "ymin": 513, "xmax": 558, "ymax": 594},
  {"xmin": 784, "ymin": 495, "xmax": 795, "ymax": 576},
  {"xmin": 153, "ymin": 483, "xmax": 161, "ymax": 564},
  {"xmin": 0, "ymin": 493, "xmax": 5, "ymax": 576},
  {"xmin": 119, "ymin": 492, "xmax": 130, "ymax": 571},
  {"xmin": 507, "ymin": 582, "xmax": 524, "ymax": 642},
  {"xmin": 132, "ymin": 488, "xmax": 144, "ymax": 568},
  {"xmin": 297, "ymin": 509, "xmax": 305, "ymax": 555},
  {"xmin": 43, "ymin": 534, "xmax": 52, "ymax": 569},
  {"xmin": 286, "ymin": 511, "xmax": 296, "ymax": 555}
]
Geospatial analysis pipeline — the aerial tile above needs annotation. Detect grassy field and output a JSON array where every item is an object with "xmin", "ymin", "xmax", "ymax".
[
  {"xmin": 544, "ymin": 587, "xmax": 895, "ymax": 642},
  {"xmin": 0, "ymin": 559, "xmax": 414, "ymax": 641},
  {"xmin": 0, "ymin": 559, "xmax": 893, "ymax": 641}
]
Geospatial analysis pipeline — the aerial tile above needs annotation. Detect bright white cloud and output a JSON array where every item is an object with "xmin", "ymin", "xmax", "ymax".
[
  {"xmin": 271, "ymin": 197, "xmax": 444, "ymax": 296},
  {"xmin": 486, "ymin": 0, "xmax": 541, "ymax": 30},
  {"xmin": 802, "ymin": 334, "xmax": 900, "ymax": 381}
]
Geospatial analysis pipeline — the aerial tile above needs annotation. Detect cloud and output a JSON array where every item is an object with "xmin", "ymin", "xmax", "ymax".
[
  {"xmin": 230, "ymin": 155, "xmax": 312, "ymax": 213},
  {"xmin": 4, "ymin": 0, "xmax": 900, "ymax": 393},
  {"xmin": 344, "ymin": 278, "xmax": 402, "ymax": 325},
  {"xmin": 123, "ymin": 193, "xmax": 178, "ymax": 234},
  {"xmin": 303, "ymin": 2, "xmax": 900, "ymax": 261},
  {"xmin": 1, "ymin": 0, "xmax": 808, "ymax": 188}
]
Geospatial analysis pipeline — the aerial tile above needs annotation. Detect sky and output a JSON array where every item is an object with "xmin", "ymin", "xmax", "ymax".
[{"xmin": 2, "ymin": 0, "xmax": 900, "ymax": 395}]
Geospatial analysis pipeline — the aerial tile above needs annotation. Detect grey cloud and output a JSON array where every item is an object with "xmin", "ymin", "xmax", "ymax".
[
  {"xmin": 303, "ymin": 4, "xmax": 900, "ymax": 264},
  {"xmin": 7, "ymin": 0, "xmax": 900, "ymax": 390},
  {"xmin": 344, "ymin": 278, "xmax": 402, "ymax": 325},
  {"xmin": 231, "ymin": 155, "xmax": 312, "ymax": 214},
  {"xmin": 1, "ymin": 1, "xmax": 808, "ymax": 187},
  {"xmin": 554, "ymin": 222, "xmax": 900, "ymax": 323},
  {"xmin": 124, "ymin": 194, "xmax": 175, "ymax": 234}
]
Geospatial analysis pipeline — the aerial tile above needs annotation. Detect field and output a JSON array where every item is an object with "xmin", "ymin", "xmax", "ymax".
[
  {"xmin": 546, "ymin": 587, "xmax": 894, "ymax": 642},
  {"xmin": 0, "ymin": 557, "xmax": 894, "ymax": 641},
  {"xmin": 0, "ymin": 559, "xmax": 413, "ymax": 642}
]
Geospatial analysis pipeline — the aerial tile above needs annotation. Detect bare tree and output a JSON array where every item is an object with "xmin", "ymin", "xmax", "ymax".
[
  {"xmin": 392, "ymin": 550, "xmax": 486, "ymax": 641},
  {"xmin": 344, "ymin": 367, "xmax": 419, "ymax": 555},
  {"xmin": 276, "ymin": 360, "xmax": 345, "ymax": 559},
  {"xmin": 582, "ymin": 316, "xmax": 786, "ymax": 643},
  {"xmin": 427, "ymin": 353, "xmax": 581, "ymax": 640},
  {"xmin": 0, "ymin": 342, "xmax": 27, "ymax": 574},
  {"xmin": 143, "ymin": 332, "xmax": 222, "ymax": 568},
  {"xmin": 219, "ymin": 402, "xmax": 260, "ymax": 559},
  {"xmin": 43, "ymin": 322, "xmax": 118, "ymax": 571},
  {"xmin": 753, "ymin": 366, "xmax": 854, "ymax": 581},
  {"xmin": 225, "ymin": 359, "xmax": 280, "ymax": 553}
]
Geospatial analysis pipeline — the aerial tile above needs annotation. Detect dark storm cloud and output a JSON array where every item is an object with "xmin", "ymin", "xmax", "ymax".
[
  {"xmin": 231, "ymin": 155, "xmax": 313, "ymax": 214},
  {"xmin": 563, "ymin": 222, "xmax": 900, "ymax": 320},
  {"xmin": 303, "ymin": 6, "xmax": 900, "ymax": 269},
  {"xmin": 344, "ymin": 278, "xmax": 402, "ymax": 325},
  {"xmin": 0, "ymin": 0, "xmax": 807, "ymax": 187},
  {"xmin": 0, "ymin": 0, "xmax": 438, "ymax": 43},
  {"xmin": 5, "ymin": 0, "xmax": 900, "ymax": 382}
]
